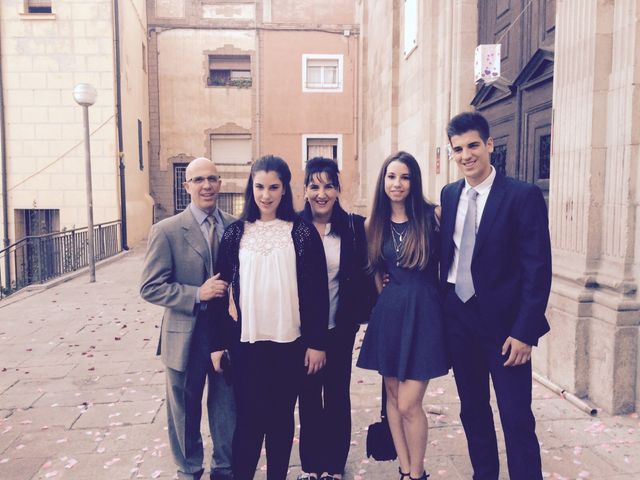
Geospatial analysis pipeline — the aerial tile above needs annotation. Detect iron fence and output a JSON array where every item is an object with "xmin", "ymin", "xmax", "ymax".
[{"xmin": 0, "ymin": 221, "xmax": 121, "ymax": 299}]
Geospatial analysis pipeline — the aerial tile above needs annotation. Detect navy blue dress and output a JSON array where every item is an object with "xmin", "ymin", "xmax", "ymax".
[{"xmin": 357, "ymin": 214, "xmax": 449, "ymax": 381}]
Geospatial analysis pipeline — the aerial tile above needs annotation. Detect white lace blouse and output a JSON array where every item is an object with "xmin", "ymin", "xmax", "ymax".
[{"xmin": 238, "ymin": 219, "xmax": 301, "ymax": 343}]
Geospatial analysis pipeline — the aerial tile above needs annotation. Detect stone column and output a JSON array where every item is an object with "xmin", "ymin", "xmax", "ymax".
[{"xmin": 545, "ymin": 0, "xmax": 640, "ymax": 414}]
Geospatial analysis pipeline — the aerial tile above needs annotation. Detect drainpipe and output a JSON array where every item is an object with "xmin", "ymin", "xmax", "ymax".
[
  {"xmin": 0, "ymin": 16, "xmax": 11, "ymax": 288},
  {"xmin": 113, "ymin": 0, "xmax": 128, "ymax": 250}
]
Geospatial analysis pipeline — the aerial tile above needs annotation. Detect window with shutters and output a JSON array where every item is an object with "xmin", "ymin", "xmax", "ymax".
[
  {"xmin": 207, "ymin": 55, "xmax": 252, "ymax": 88},
  {"xmin": 301, "ymin": 134, "xmax": 342, "ymax": 170},
  {"xmin": 210, "ymin": 134, "xmax": 252, "ymax": 165},
  {"xmin": 25, "ymin": 0, "xmax": 52, "ymax": 14}
]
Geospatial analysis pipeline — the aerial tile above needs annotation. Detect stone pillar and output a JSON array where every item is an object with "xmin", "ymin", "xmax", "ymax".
[{"xmin": 545, "ymin": 0, "xmax": 640, "ymax": 414}]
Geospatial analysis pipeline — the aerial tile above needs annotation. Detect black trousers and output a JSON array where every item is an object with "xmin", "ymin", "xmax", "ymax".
[
  {"xmin": 298, "ymin": 326, "xmax": 358, "ymax": 474},
  {"xmin": 231, "ymin": 339, "xmax": 305, "ymax": 480},
  {"xmin": 444, "ymin": 286, "xmax": 542, "ymax": 480}
]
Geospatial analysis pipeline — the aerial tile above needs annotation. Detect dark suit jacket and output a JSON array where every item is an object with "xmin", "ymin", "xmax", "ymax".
[
  {"xmin": 139, "ymin": 207, "xmax": 236, "ymax": 371},
  {"xmin": 439, "ymin": 173, "xmax": 552, "ymax": 346}
]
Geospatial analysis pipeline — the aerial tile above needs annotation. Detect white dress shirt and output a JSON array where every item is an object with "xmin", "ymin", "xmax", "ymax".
[
  {"xmin": 322, "ymin": 223, "xmax": 341, "ymax": 330},
  {"xmin": 447, "ymin": 166, "xmax": 497, "ymax": 283}
]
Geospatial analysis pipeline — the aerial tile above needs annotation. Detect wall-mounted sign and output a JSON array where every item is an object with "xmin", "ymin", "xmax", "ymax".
[{"xmin": 474, "ymin": 44, "xmax": 501, "ymax": 84}]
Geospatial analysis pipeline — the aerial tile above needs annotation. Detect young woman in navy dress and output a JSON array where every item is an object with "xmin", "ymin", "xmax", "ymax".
[{"xmin": 357, "ymin": 151, "xmax": 449, "ymax": 480}]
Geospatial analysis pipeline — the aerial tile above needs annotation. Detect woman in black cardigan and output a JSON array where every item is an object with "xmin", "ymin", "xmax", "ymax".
[
  {"xmin": 211, "ymin": 155, "xmax": 329, "ymax": 480},
  {"xmin": 297, "ymin": 157, "xmax": 376, "ymax": 480}
]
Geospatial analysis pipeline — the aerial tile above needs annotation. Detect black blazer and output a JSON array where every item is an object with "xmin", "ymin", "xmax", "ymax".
[
  {"xmin": 300, "ymin": 203, "xmax": 376, "ymax": 331},
  {"xmin": 439, "ymin": 173, "xmax": 552, "ymax": 346},
  {"xmin": 211, "ymin": 217, "xmax": 329, "ymax": 352}
]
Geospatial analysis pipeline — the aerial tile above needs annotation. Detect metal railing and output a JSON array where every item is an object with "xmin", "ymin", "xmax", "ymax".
[{"xmin": 0, "ymin": 221, "xmax": 121, "ymax": 299}]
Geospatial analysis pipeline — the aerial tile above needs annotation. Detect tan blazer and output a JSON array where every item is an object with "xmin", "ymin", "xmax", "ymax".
[{"xmin": 140, "ymin": 207, "xmax": 236, "ymax": 371}]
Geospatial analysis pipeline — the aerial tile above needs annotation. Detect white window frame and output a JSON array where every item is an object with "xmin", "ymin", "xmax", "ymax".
[
  {"xmin": 403, "ymin": 0, "xmax": 418, "ymax": 58},
  {"xmin": 302, "ymin": 54, "xmax": 343, "ymax": 93},
  {"xmin": 301, "ymin": 134, "xmax": 343, "ymax": 170}
]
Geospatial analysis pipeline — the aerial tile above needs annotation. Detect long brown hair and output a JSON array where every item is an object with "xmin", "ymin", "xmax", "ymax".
[{"xmin": 367, "ymin": 151, "xmax": 433, "ymax": 272}]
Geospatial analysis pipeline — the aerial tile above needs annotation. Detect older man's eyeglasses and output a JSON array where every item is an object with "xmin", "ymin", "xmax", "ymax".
[{"xmin": 187, "ymin": 175, "xmax": 221, "ymax": 184}]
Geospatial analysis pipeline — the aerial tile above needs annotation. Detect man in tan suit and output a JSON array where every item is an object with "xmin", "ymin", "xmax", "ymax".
[{"xmin": 140, "ymin": 157, "xmax": 236, "ymax": 480}]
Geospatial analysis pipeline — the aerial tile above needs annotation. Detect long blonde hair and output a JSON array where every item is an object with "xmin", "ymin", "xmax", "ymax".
[{"xmin": 367, "ymin": 151, "xmax": 433, "ymax": 272}]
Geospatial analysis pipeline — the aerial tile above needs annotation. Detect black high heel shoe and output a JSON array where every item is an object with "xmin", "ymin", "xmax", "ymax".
[
  {"xmin": 399, "ymin": 467, "xmax": 410, "ymax": 480},
  {"xmin": 410, "ymin": 472, "xmax": 429, "ymax": 480}
]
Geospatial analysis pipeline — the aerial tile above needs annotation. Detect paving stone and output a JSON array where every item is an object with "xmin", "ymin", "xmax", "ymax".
[
  {"xmin": 30, "ymin": 451, "xmax": 136, "ymax": 479},
  {"xmin": 33, "ymin": 388, "xmax": 123, "ymax": 408},
  {"xmin": 0, "ymin": 374, "xmax": 19, "ymax": 394},
  {"xmin": 119, "ymin": 384, "xmax": 165, "ymax": 403},
  {"xmin": 541, "ymin": 445, "xmax": 621, "ymax": 478},
  {"xmin": 0, "ymin": 455, "xmax": 47, "ymax": 480},
  {"xmin": 18, "ymin": 351, "xmax": 79, "ymax": 368},
  {"xmin": 2, "ymin": 406, "xmax": 82, "ymax": 432},
  {"xmin": 90, "ymin": 423, "xmax": 169, "ymax": 454},
  {"xmin": 0, "ymin": 429, "xmax": 21, "ymax": 455},
  {"xmin": 589, "ymin": 440, "xmax": 640, "ymax": 474},
  {"xmin": 8, "ymin": 363, "xmax": 76, "ymax": 380},
  {"xmin": 3, "ymin": 428, "xmax": 98, "ymax": 458},
  {"xmin": 0, "ymin": 390, "xmax": 43, "ymax": 409},
  {"xmin": 72, "ymin": 400, "xmax": 162, "ymax": 429}
]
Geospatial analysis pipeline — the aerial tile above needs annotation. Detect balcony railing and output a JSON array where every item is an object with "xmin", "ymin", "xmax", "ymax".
[{"xmin": 0, "ymin": 221, "xmax": 122, "ymax": 299}]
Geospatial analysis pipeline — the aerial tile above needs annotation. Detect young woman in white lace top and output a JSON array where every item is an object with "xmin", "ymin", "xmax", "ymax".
[{"xmin": 211, "ymin": 155, "xmax": 329, "ymax": 480}]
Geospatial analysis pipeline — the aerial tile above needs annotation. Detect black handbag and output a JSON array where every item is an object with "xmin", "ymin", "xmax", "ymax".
[
  {"xmin": 366, "ymin": 381, "xmax": 397, "ymax": 461},
  {"xmin": 220, "ymin": 350, "xmax": 233, "ymax": 385}
]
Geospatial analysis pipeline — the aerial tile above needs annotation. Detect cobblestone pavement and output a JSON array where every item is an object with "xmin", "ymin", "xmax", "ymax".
[{"xmin": 0, "ymin": 245, "xmax": 638, "ymax": 479}]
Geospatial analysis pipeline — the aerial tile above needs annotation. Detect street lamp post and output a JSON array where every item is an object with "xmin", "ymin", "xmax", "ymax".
[{"xmin": 73, "ymin": 83, "xmax": 97, "ymax": 283}]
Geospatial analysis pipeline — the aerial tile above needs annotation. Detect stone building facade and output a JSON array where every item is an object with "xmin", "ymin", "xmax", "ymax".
[
  {"xmin": 146, "ymin": 0, "xmax": 360, "ymax": 219},
  {"xmin": 0, "ymin": 0, "xmax": 154, "ymax": 250},
  {"xmin": 358, "ymin": 0, "xmax": 640, "ymax": 414}
]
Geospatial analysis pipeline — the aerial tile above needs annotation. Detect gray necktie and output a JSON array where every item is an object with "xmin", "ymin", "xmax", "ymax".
[
  {"xmin": 206, "ymin": 214, "xmax": 219, "ymax": 270},
  {"xmin": 455, "ymin": 188, "xmax": 479, "ymax": 302}
]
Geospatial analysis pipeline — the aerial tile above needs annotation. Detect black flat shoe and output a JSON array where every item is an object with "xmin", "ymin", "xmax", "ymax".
[{"xmin": 399, "ymin": 467, "xmax": 410, "ymax": 480}]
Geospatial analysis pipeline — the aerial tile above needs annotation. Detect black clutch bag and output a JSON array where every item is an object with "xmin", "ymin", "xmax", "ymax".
[
  {"xmin": 365, "ymin": 381, "xmax": 397, "ymax": 461},
  {"xmin": 220, "ymin": 350, "xmax": 233, "ymax": 385}
]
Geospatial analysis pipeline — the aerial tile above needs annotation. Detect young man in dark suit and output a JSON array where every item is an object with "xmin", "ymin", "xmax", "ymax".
[
  {"xmin": 440, "ymin": 112, "xmax": 552, "ymax": 480},
  {"xmin": 140, "ymin": 157, "xmax": 236, "ymax": 480}
]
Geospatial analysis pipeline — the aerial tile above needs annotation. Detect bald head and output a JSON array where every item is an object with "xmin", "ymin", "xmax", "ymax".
[
  {"xmin": 184, "ymin": 157, "xmax": 222, "ymax": 213},
  {"xmin": 186, "ymin": 157, "xmax": 218, "ymax": 179}
]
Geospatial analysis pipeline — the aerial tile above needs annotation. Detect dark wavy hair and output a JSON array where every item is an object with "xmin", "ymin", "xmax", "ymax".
[
  {"xmin": 301, "ymin": 156, "xmax": 347, "ymax": 235},
  {"xmin": 368, "ymin": 151, "xmax": 433, "ymax": 272},
  {"xmin": 446, "ymin": 111, "xmax": 491, "ymax": 142},
  {"xmin": 241, "ymin": 154, "xmax": 297, "ymax": 222}
]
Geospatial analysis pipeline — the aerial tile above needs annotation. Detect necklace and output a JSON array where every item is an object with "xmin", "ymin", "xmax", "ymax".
[
  {"xmin": 390, "ymin": 221, "xmax": 408, "ymax": 266},
  {"xmin": 390, "ymin": 222, "xmax": 407, "ymax": 242}
]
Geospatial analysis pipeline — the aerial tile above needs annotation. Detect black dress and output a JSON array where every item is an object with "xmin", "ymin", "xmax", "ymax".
[{"xmin": 357, "ymin": 214, "xmax": 449, "ymax": 381}]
